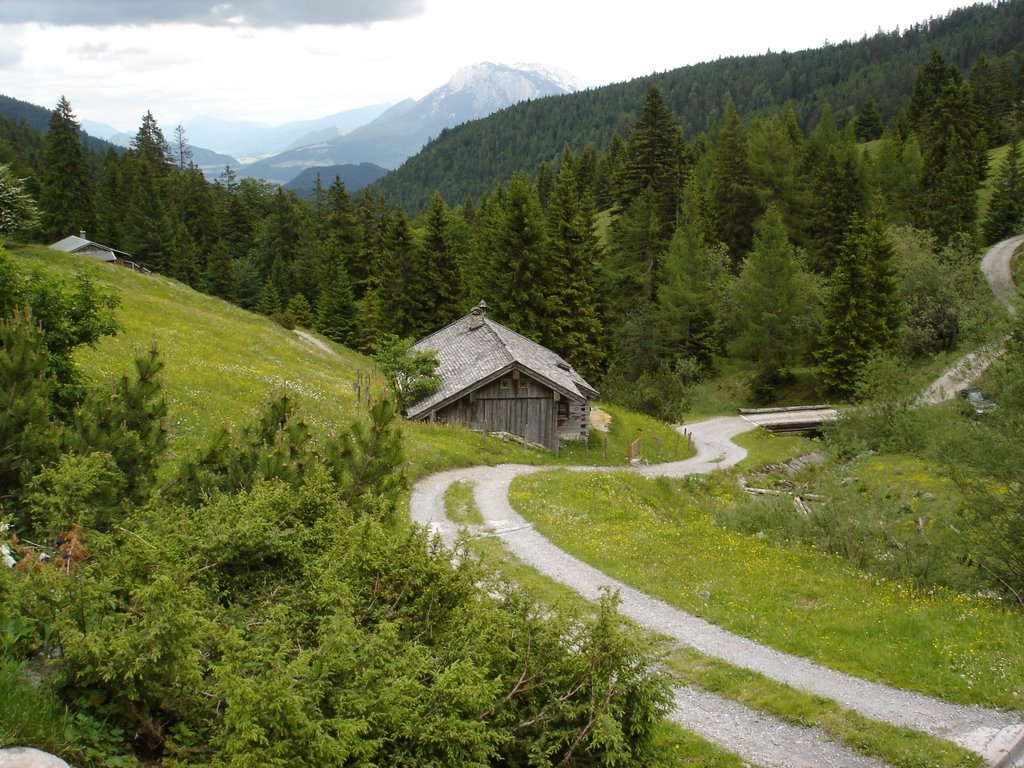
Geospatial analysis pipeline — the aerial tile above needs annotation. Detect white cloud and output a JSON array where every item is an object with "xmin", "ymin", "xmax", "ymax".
[
  {"xmin": 0, "ymin": 0, "xmax": 426, "ymax": 27},
  {"xmin": 0, "ymin": 0, "xmax": 977, "ymax": 130}
]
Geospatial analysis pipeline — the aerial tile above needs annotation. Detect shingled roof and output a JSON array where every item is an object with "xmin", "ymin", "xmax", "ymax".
[
  {"xmin": 406, "ymin": 302, "xmax": 598, "ymax": 420},
  {"xmin": 50, "ymin": 234, "xmax": 130, "ymax": 263}
]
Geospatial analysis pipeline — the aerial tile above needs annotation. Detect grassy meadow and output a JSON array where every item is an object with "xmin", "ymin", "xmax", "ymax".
[
  {"xmin": 446, "ymin": 471, "xmax": 987, "ymax": 768},
  {"xmin": 10, "ymin": 246, "xmax": 689, "ymax": 482},
  {"xmin": 508, "ymin": 468, "xmax": 1024, "ymax": 711}
]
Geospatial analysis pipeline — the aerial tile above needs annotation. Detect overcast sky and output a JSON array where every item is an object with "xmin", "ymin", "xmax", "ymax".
[{"xmin": 0, "ymin": 0, "xmax": 975, "ymax": 131}]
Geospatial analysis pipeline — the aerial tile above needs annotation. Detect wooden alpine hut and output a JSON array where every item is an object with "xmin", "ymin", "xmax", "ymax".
[{"xmin": 406, "ymin": 301, "xmax": 598, "ymax": 450}]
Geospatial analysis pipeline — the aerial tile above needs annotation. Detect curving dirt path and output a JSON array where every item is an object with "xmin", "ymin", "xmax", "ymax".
[
  {"xmin": 408, "ymin": 237, "xmax": 1024, "ymax": 767},
  {"xmin": 919, "ymin": 234, "xmax": 1022, "ymax": 405},
  {"xmin": 981, "ymin": 234, "xmax": 1022, "ymax": 317}
]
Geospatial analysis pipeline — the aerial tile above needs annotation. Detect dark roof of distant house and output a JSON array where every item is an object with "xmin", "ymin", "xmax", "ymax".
[
  {"xmin": 50, "ymin": 235, "xmax": 131, "ymax": 262},
  {"xmin": 407, "ymin": 304, "xmax": 598, "ymax": 420}
]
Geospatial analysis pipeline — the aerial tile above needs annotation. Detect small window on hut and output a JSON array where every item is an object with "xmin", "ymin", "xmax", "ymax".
[
  {"xmin": 557, "ymin": 400, "xmax": 569, "ymax": 417},
  {"xmin": 518, "ymin": 379, "xmax": 529, "ymax": 389},
  {"xmin": 500, "ymin": 379, "xmax": 512, "ymax": 390}
]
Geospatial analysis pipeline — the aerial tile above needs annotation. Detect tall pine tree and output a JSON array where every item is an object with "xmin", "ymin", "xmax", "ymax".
[
  {"xmin": 545, "ymin": 153, "xmax": 604, "ymax": 378},
  {"xmin": 613, "ymin": 85, "xmax": 686, "ymax": 239},
  {"xmin": 730, "ymin": 206, "xmax": 818, "ymax": 397},
  {"xmin": 982, "ymin": 135, "xmax": 1023, "ymax": 245},
  {"xmin": 817, "ymin": 198, "xmax": 899, "ymax": 398},
  {"xmin": 483, "ymin": 174, "xmax": 549, "ymax": 343},
  {"xmin": 40, "ymin": 96, "xmax": 95, "ymax": 242},
  {"xmin": 658, "ymin": 178, "xmax": 728, "ymax": 371},
  {"xmin": 417, "ymin": 191, "xmax": 463, "ymax": 332},
  {"xmin": 709, "ymin": 98, "xmax": 760, "ymax": 264}
]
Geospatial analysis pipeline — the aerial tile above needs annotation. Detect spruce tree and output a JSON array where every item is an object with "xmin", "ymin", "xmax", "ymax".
[
  {"xmin": 853, "ymin": 97, "xmax": 884, "ymax": 142},
  {"xmin": 907, "ymin": 50, "xmax": 960, "ymax": 134},
  {"xmin": 545, "ymin": 154, "xmax": 604, "ymax": 378},
  {"xmin": 816, "ymin": 217, "xmax": 877, "ymax": 398},
  {"xmin": 806, "ymin": 140, "xmax": 866, "ymax": 273},
  {"xmin": 319, "ymin": 177, "xmax": 360, "ymax": 263},
  {"xmin": 255, "ymin": 281, "xmax": 280, "ymax": 316},
  {"xmin": 817, "ymin": 199, "xmax": 899, "ymax": 398},
  {"xmin": 862, "ymin": 197, "xmax": 900, "ymax": 350},
  {"xmin": 606, "ymin": 187, "xmax": 663, "ymax": 316},
  {"xmin": 418, "ymin": 191, "xmax": 462, "ymax": 332},
  {"xmin": 982, "ymin": 136, "xmax": 1023, "ymax": 245},
  {"xmin": 614, "ymin": 86, "xmax": 686, "ymax": 237},
  {"xmin": 709, "ymin": 99, "xmax": 760, "ymax": 264},
  {"xmin": 39, "ymin": 96, "xmax": 95, "ymax": 242},
  {"xmin": 132, "ymin": 111, "xmax": 172, "ymax": 169},
  {"xmin": 367, "ymin": 208, "xmax": 422, "ymax": 339},
  {"xmin": 911, "ymin": 61, "xmax": 987, "ymax": 245},
  {"xmin": 730, "ymin": 206, "xmax": 817, "ymax": 397},
  {"xmin": 168, "ymin": 221, "xmax": 203, "ymax": 287},
  {"xmin": 460, "ymin": 192, "xmax": 501, "ymax": 310},
  {"xmin": 483, "ymin": 173, "xmax": 549, "ymax": 343},
  {"xmin": 969, "ymin": 54, "xmax": 1011, "ymax": 148},
  {"xmin": 352, "ymin": 189, "xmax": 391, "ymax": 300},
  {"xmin": 122, "ymin": 112, "xmax": 174, "ymax": 271},
  {"xmin": 658, "ymin": 178, "xmax": 728, "ymax": 370},
  {"xmin": 94, "ymin": 147, "xmax": 126, "ymax": 246},
  {"xmin": 204, "ymin": 241, "xmax": 235, "ymax": 300},
  {"xmin": 287, "ymin": 293, "xmax": 315, "ymax": 329},
  {"xmin": 316, "ymin": 259, "xmax": 357, "ymax": 346},
  {"xmin": 172, "ymin": 124, "xmax": 193, "ymax": 170}
]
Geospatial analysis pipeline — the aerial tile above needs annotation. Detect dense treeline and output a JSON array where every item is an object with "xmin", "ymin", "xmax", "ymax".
[
  {"xmin": 374, "ymin": 0, "xmax": 1024, "ymax": 213},
  {"xmin": 1, "ymin": 32, "xmax": 1020, "ymax": 415}
]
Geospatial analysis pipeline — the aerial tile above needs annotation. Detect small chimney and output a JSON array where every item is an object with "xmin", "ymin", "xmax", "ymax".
[
  {"xmin": 80, "ymin": 230, "xmax": 87, "ymax": 240},
  {"xmin": 469, "ymin": 299, "xmax": 487, "ymax": 330}
]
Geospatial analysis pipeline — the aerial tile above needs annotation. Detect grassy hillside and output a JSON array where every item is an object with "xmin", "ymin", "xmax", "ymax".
[
  {"xmin": 10, "ymin": 246, "xmax": 687, "ymax": 479},
  {"xmin": 13, "ymin": 246, "xmax": 368, "ymax": 456}
]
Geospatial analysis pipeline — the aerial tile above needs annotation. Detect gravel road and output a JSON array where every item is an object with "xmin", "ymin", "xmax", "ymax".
[
  {"xmin": 919, "ymin": 234, "xmax": 1022, "ymax": 405},
  {"xmin": 981, "ymin": 234, "xmax": 1022, "ymax": 317},
  {"xmin": 410, "ymin": 419, "xmax": 1023, "ymax": 767},
  {"xmin": 408, "ymin": 238, "xmax": 1024, "ymax": 767}
]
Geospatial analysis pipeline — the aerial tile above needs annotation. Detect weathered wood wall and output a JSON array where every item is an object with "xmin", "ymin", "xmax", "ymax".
[{"xmin": 434, "ymin": 368, "xmax": 589, "ymax": 449}]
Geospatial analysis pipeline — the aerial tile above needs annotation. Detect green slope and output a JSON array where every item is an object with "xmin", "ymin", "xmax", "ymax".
[
  {"xmin": 12, "ymin": 246, "xmax": 368, "ymax": 458},
  {"xmin": 10, "ymin": 246, "xmax": 686, "ymax": 478}
]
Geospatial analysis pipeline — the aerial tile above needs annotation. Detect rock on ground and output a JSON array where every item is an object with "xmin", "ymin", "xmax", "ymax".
[{"xmin": 0, "ymin": 748, "xmax": 71, "ymax": 768}]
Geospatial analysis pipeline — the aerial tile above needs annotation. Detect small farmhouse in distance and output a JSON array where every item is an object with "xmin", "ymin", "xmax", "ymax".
[
  {"xmin": 50, "ymin": 233, "xmax": 146, "ymax": 272},
  {"xmin": 406, "ymin": 301, "xmax": 598, "ymax": 450}
]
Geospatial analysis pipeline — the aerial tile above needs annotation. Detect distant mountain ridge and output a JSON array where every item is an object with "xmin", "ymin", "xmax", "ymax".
[
  {"xmin": 184, "ymin": 103, "xmax": 392, "ymax": 157},
  {"xmin": 0, "ymin": 94, "xmax": 116, "ymax": 155},
  {"xmin": 2, "ymin": 61, "xmax": 577, "ymax": 189},
  {"xmin": 372, "ymin": 1, "xmax": 1024, "ymax": 215},
  {"xmin": 284, "ymin": 163, "xmax": 389, "ymax": 198},
  {"xmin": 239, "ymin": 62, "xmax": 578, "ymax": 185}
]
